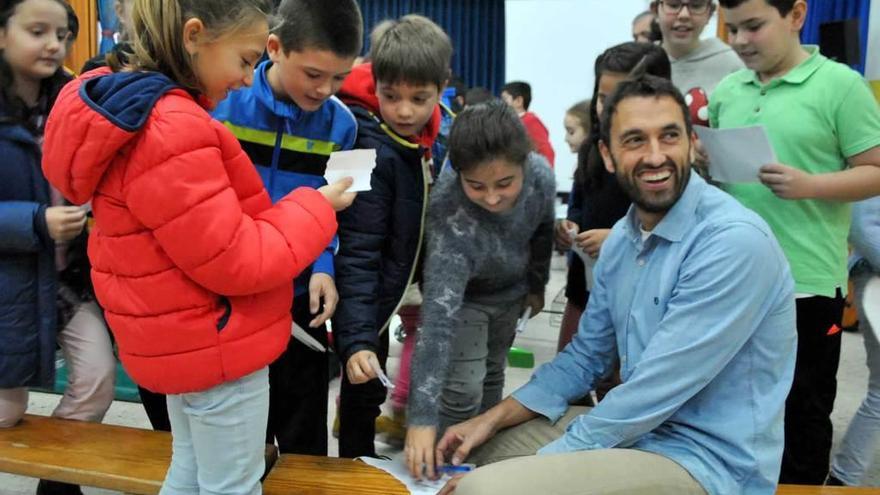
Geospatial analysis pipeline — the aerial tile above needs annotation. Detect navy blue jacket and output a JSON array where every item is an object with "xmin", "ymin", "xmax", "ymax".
[
  {"xmin": 332, "ymin": 106, "xmax": 432, "ymax": 362},
  {"xmin": 0, "ymin": 118, "xmax": 57, "ymax": 388}
]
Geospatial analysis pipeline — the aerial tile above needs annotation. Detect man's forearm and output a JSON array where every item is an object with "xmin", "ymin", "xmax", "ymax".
[{"xmin": 484, "ymin": 397, "xmax": 540, "ymax": 434}]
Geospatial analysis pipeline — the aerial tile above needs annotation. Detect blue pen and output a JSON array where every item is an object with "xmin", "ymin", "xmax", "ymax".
[{"xmin": 438, "ymin": 463, "xmax": 475, "ymax": 474}]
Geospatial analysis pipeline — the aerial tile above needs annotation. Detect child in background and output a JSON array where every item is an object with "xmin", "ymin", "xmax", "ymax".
[
  {"xmin": 0, "ymin": 2, "xmax": 116, "ymax": 494},
  {"xmin": 41, "ymin": 0, "xmax": 355, "ymax": 491},
  {"xmin": 562, "ymin": 100, "xmax": 590, "ymax": 155},
  {"xmin": 404, "ymin": 100, "xmax": 555, "ymax": 480},
  {"xmin": 212, "ymin": 0, "xmax": 363, "ymax": 459},
  {"xmin": 333, "ymin": 14, "xmax": 451, "ymax": 459},
  {"xmin": 555, "ymin": 41, "xmax": 671, "ymax": 354}
]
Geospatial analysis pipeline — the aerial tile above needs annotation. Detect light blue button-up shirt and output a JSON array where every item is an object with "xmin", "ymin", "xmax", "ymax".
[{"xmin": 513, "ymin": 174, "xmax": 797, "ymax": 495}]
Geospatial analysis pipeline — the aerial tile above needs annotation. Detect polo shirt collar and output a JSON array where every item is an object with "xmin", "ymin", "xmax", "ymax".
[
  {"xmin": 743, "ymin": 45, "xmax": 825, "ymax": 87},
  {"xmin": 624, "ymin": 171, "xmax": 706, "ymax": 244}
]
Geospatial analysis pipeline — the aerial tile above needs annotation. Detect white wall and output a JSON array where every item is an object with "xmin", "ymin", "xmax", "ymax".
[
  {"xmin": 505, "ymin": 0, "xmax": 718, "ymax": 192},
  {"xmin": 866, "ymin": 0, "xmax": 880, "ymax": 81}
]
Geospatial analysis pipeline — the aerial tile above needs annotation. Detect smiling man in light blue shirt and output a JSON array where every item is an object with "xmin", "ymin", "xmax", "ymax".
[{"xmin": 433, "ymin": 76, "xmax": 797, "ymax": 495}]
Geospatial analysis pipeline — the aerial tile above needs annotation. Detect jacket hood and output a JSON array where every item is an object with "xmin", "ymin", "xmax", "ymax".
[
  {"xmin": 41, "ymin": 68, "xmax": 195, "ymax": 204},
  {"xmin": 338, "ymin": 63, "xmax": 441, "ymax": 151}
]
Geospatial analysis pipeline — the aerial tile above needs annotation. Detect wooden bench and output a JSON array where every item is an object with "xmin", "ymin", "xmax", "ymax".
[
  {"xmin": 0, "ymin": 414, "xmax": 169, "ymax": 494},
  {"xmin": 1, "ymin": 414, "xmax": 878, "ymax": 494}
]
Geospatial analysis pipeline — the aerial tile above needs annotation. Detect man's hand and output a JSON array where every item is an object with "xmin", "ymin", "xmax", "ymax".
[
  {"xmin": 45, "ymin": 206, "xmax": 87, "ymax": 242},
  {"xmin": 554, "ymin": 219, "xmax": 579, "ymax": 252},
  {"xmin": 524, "ymin": 293, "xmax": 544, "ymax": 317},
  {"xmin": 406, "ymin": 425, "xmax": 438, "ymax": 480},
  {"xmin": 435, "ymin": 414, "xmax": 497, "ymax": 468},
  {"xmin": 318, "ymin": 177, "xmax": 357, "ymax": 211},
  {"xmin": 759, "ymin": 163, "xmax": 816, "ymax": 200},
  {"xmin": 575, "ymin": 228, "xmax": 611, "ymax": 258},
  {"xmin": 308, "ymin": 273, "xmax": 337, "ymax": 327},
  {"xmin": 346, "ymin": 350, "xmax": 379, "ymax": 384}
]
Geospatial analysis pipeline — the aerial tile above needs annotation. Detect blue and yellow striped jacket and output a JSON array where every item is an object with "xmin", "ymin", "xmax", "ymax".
[{"xmin": 212, "ymin": 60, "xmax": 357, "ymax": 295}]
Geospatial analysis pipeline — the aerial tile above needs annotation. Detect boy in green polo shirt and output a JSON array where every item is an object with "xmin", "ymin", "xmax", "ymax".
[{"xmin": 710, "ymin": 0, "xmax": 880, "ymax": 486}]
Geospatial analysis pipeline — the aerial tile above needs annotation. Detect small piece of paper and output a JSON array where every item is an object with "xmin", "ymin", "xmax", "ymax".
[
  {"xmin": 569, "ymin": 229, "xmax": 596, "ymax": 291},
  {"xmin": 694, "ymin": 125, "xmax": 777, "ymax": 184},
  {"xmin": 357, "ymin": 456, "xmax": 450, "ymax": 495},
  {"xmin": 291, "ymin": 322, "xmax": 326, "ymax": 352},
  {"xmin": 324, "ymin": 149, "xmax": 377, "ymax": 192}
]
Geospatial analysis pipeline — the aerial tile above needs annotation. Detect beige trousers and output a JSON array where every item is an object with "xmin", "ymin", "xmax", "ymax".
[
  {"xmin": 456, "ymin": 406, "xmax": 707, "ymax": 495},
  {"xmin": 0, "ymin": 301, "xmax": 115, "ymax": 427}
]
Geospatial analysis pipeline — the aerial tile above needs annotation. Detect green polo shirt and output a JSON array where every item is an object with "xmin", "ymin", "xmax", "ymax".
[{"xmin": 709, "ymin": 46, "xmax": 880, "ymax": 297}]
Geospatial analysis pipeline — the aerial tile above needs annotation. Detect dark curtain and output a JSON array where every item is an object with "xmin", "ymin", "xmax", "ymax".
[
  {"xmin": 801, "ymin": 0, "xmax": 871, "ymax": 74},
  {"xmin": 357, "ymin": 0, "xmax": 505, "ymax": 95}
]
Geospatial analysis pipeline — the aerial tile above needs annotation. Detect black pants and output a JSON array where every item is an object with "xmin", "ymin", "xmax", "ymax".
[
  {"xmin": 138, "ymin": 386, "xmax": 170, "ymax": 432},
  {"xmin": 779, "ymin": 291, "xmax": 844, "ymax": 484},
  {"xmin": 338, "ymin": 330, "xmax": 389, "ymax": 458},
  {"xmin": 266, "ymin": 297, "xmax": 329, "ymax": 455}
]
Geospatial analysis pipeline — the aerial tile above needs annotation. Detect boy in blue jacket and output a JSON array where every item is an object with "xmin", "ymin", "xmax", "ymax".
[
  {"xmin": 334, "ymin": 14, "xmax": 452, "ymax": 458},
  {"xmin": 212, "ymin": 0, "xmax": 363, "ymax": 457}
]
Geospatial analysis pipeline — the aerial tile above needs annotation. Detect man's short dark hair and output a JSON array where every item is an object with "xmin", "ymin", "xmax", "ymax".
[
  {"xmin": 448, "ymin": 100, "xmax": 532, "ymax": 173},
  {"xmin": 718, "ymin": 0, "xmax": 796, "ymax": 17},
  {"xmin": 274, "ymin": 0, "xmax": 363, "ymax": 57},
  {"xmin": 600, "ymin": 75, "xmax": 693, "ymax": 148},
  {"xmin": 501, "ymin": 81, "xmax": 532, "ymax": 110},
  {"xmin": 370, "ymin": 14, "xmax": 453, "ymax": 89}
]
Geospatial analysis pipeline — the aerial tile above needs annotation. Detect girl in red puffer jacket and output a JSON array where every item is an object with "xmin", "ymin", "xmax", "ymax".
[{"xmin": 41, "ymin": 0, "xmax": 355, "ymax": 492}]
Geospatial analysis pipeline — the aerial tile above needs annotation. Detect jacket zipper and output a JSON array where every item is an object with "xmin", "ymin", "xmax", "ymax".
[
  {"xmin": 268, "ymin": 120, "xmax": 283, "ymax": 195},
  {"xmin": 378, "ymin": 153, "xmax": 431, "ymax": 335}
]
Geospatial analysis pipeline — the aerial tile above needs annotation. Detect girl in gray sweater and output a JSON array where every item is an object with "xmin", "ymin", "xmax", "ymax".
[{"xmin": 404, "ymin": 101, "xmax": 556, "ymax": 479}]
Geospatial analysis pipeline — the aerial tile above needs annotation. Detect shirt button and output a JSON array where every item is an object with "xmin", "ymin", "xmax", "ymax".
[
  {"xmin": 638, "ymin": 258, "xmax": 646, "ymax": 266},
  {"xmin": 760, "ymin": 89, "xmax": 767, "ymax": 96}
]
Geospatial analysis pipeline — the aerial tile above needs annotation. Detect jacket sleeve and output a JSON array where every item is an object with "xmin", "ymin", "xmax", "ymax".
[
  {"xmin": 528, "ymin": 158, "xmax": 556, "ymax": 295},
  {"xmin": 407, "ymin": 213, "xmax": 472, "ymax": 426},
  {"xmin": 332, "ymin": 144, "xmax": 395, "ymax": 362},
  {"xmin": 124, "ymin": 113, "xmax": 337, "ymax": 297},
  {"xmin": 0, "ymin": 201, "xmax": 50, "ymax": 254}
]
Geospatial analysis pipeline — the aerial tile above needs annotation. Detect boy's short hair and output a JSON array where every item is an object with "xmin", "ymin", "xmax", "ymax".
[
  {"xmin": 501, "ymin": 81, "xmax": 532, "ymax": 110},
  {"xmin": 274, "ymin": 0, "xmax": 363, "ymax": 57},
  {"xmin": 448, "ymin": 100, "xmax": 532, "ymax": 173},
  {"xmin": 370, "ymin": 14, "xmax": 452, "ymax": 89},
  {"xmin": 464, "ymin": 87, "xmax": 493, "ymax": 106},
  {"xmin": 718, "ymin": 0, "xmax": 796, "ymax": 16},
  {"xmin": 600, "ymin": 75, "xmax": 692, "ymax": 149}
]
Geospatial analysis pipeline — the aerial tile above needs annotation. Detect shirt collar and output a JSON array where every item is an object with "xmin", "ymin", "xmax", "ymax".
[
  {"xmin": 623, "ymin": 171, "xmax": 706, "ymax": 244},
  {"xmin": 743, "ymin": 45, "xmax": 824, "ymax": 88},
  {"xmin": 252, "ymin": 60, "xmax": 304, "ymax": 121}
]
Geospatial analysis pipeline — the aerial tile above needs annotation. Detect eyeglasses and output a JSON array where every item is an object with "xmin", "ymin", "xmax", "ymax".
[{"xmin": 658, "ymin": 0, "xmax": 712, "ymax": 15}]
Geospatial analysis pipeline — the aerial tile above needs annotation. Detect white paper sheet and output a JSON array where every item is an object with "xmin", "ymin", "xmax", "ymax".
[
  {"xmin": 291, "ymin": 322, "xmax": 326, "ymax": 352},
  {"xmin": 324, "ymin": 149, "xmax": 378, "ymax": 192},
  {"xmin": 862, "ymin": 276, "xmax": 880, "ymax": 340},
  {"xmin": 357, "ymin": 456, "xmax": 448, "ymax": 495},
  {"xmin": 569, "ymin": 230, "xmax": 597, "ymax": 291},
  {"xmin": 694, "ymin": 125, "xmax": 777, "ymax": 184}
]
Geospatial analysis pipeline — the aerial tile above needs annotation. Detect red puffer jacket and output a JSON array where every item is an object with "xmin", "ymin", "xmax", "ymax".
[{"xmin": 42, "ymin": 69, "xmax": 337, "ymax": 394}]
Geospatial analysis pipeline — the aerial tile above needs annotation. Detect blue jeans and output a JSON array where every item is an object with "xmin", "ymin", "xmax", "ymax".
[
  {"xmin": 830, "ymin": 267, "xmax": 880, "ymax": 485},
  {"xmin": 160, "ymin": 367, "xmax": 269, "ymax": 495}
]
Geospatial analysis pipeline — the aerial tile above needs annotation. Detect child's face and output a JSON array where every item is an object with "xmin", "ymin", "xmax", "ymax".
[
  {"xmin": 723, "ymin": 0, "xmax": 806, "ymax": 78},
  {"xmin": 563, "ymin": 113, "xmax": 588, "ymax": 153},
  {"xmin": 0, "ymin": 0, "xmax": 69, "ymax": 85},
  {"xmin": 655, "ymin": 0, "xmax": 714, "ymax": 55},
  {"xmin": 500, "ymin": 91, "xmax": 524, "ymax": 113},
  {"xmin": 186, "ymin": 19, "xmax": 268, "ymax": 105},
  {"xmin": 376, "ymin": 80, "xmax": 441, "ymax": 138},
  {"xmin": 459, "ymin": 158, "xmax": 525, "ymax": 214},
  {"xmin": 267, "ymin": 41, "xmax": 356, "ymax": 112},
  {"xmin": 596, "ymin": 71, "xmax": 628, "ymax": 118}
]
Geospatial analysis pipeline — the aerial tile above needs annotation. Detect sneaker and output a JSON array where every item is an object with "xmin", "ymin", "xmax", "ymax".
[{"xmin": 375, "ymin": 410, "xmax": 406, "ymax": 446}]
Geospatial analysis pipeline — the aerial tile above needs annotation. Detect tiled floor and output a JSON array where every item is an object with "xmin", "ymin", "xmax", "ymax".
[{"xmin": 2, "ymin": 254, "xmax": 878, "ymax": 493}]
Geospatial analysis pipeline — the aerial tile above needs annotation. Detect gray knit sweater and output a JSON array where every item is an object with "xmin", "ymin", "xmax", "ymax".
[{"xmin": 408, "ymin": 153, "xmax": 556, "ymax": 427}]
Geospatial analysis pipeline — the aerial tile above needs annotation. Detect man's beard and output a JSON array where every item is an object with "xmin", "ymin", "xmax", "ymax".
[{"xmin": 612, "ymin": 156, "xmax": 691, "ymax": 214}]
